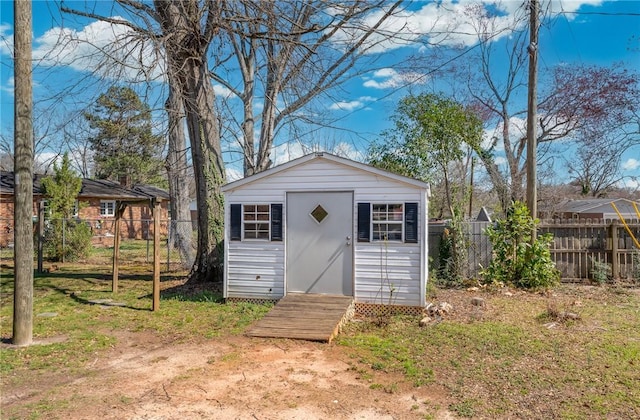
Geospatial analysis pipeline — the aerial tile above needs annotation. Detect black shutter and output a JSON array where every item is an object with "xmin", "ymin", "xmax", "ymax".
[
  {"xmin": 404, "ymin": 202, "xmax": 418, "ymax": 243},
  {"xmin": 357, "ymin": 202, "xmax": 371, "ymax": 242},
  {"xmin": 230, "ymin": 204, "xmax": 242, "ymax": 241},
  {"xmin": 271, "ymin": 203, "xmax": 283, "ymax": 241}
]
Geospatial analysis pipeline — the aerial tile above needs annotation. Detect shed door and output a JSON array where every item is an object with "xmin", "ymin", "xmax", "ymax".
[{"xmin": 286, "ymin": 192, "xmax": 353, "ymax": 295}]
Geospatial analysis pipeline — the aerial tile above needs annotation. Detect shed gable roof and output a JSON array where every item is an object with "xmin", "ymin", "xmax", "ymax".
[{"xmin": 222, "ymin": 152, "xmax": 430, "ymax": 192}]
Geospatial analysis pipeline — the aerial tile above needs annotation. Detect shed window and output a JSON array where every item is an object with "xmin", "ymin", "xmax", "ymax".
[
  {"xmin": 358, "ymin": 202, "xmax": 418, "ymax": 243},
  {"xmin": 372, "ymin": 204, "xmax": 404, "ymax": 241},
  {"xmin": 100, "ymin": 200, "xmax": 116, "ymax": 217},
  {"xmin": 243, "ymin": 204, "xmax": 270, "ymax": 240}
]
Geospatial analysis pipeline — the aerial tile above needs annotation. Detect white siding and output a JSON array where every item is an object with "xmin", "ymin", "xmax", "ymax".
[
  {"xmin": 354, "ymin": 243, "xmax": 423, "ymax": 306},
  {"xmin": 226, "ymin": 242, "xmax": 284, "ymax": 299},
  {"xmin": 223, "ymin": 156, "xmax": 427, "ymax": 307}
]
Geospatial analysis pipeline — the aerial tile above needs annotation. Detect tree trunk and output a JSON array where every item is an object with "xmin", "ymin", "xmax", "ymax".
[
  {"xmin": 165, "ymin": 85, "xmax": 195, "ymax": 268},
  {"xmin": 155, "ymin": 0, "xmax": 225, "ymax": 283},
  {"xmin": 183, "ymin": 60, "xmax": 226, "ymax": 283},
  {"xmin": 13, "ymin": 0, "xmax": 34, "ymax": 346}
]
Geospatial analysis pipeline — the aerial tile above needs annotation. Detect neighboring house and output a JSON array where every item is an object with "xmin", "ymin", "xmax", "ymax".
[
  {"xmin": 0, "ymin": 171, "xmax": 169, "ymax": 247},
  {"xmin": 548, "ymin": 198, "xmax": 640, "ymax": 222},
  {"xmin": 221, "ymin": 152, "xmax": 430, "ymax": 314}
]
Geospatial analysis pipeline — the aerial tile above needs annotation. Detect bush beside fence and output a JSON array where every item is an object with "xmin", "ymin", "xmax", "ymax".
[{"xmin": 430, "ymin": 219, "xmax": 640, "ymax": 283}]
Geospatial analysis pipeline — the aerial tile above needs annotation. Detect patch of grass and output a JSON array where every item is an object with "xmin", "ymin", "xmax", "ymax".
[
  {"xmin": 0, "ymin": 262, "xmax": 270, "ymax": 375},
  {"xmin": 339, "ymin": 286, "xmax": 640, "ymax": 419},
  {"xmin": 449, "ymin": 399, "xmax": 477, "ymax": 418}
]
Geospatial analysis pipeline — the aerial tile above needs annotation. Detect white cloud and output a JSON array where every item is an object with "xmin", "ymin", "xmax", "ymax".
[
  {"xmin": 617, "ymin": 177, "xmax": 639, "ymax": 191},
  {"xmin": 30, "ymin": 18, "xmax": 165, "ymax": 82},
  {"xmin": 329, "ymin": 1, "xmax": 523, "ymax": 54},
  {"xmin": 1, "ymin": 76, "xmax": 14, "ymax": 95},
  {"xmin": 0, "ymin": 23, "xmax": 12, "ymax": 56},
  {"xmin": 330, "ymin": 1, "xmax": 605, "ymax": 55},
  {"xmin": 270, "ymin": 141, "xmax": 363, "ymax": 167},
  {"xmin": 331, "ymin": 142, "xmax": 363, "ymax": 162},
  {"xmin": 622, "ymin": 158, "xmax": 640, "ymax": 171},
  {"xmin": 226, "ymin": 166, "xmax": 243, "ymax": 182},
  {"xmin": 213, "ymin": 83, "xmax": 234, "ymax": 98},
  {"xmin": 272, "ymin": 142, "xmax": 306, "ymax": 166},
  {"xmin": 329, "ymin": 96, "xmax": 376, "ymax": 111},
  {"xmin": 548, "ymin": 1, "xmax": 605, "ymax": 19},
  {"xmin": 494, "ymin": 156, "xmax": 508, "ymax": 166},
  {"xmin": 362, "ymin": 68, "xmax": 427, "ymax": 90},
  {"xmin": 482, "ymin": 116, "xmax": 528, "ymax": 152},
  {"xmin": 330, "ymin": 100, "xmax": 363, "ymax": 111}
]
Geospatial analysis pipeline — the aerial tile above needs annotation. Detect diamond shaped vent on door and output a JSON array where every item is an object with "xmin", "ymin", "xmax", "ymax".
[{"xmin": 310, "ymin": 204, "xmax": 329, "ymax": 223}]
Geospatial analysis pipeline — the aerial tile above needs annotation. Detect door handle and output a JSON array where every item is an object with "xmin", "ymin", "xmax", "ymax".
[{"xmin": 346, "ymin": 236, "xmax": 352, "ymax": 246}]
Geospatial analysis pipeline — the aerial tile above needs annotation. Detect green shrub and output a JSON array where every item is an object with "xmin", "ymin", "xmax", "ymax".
[
  {"xmin": 481, "ymin": 201, "xmax": 560, "ymax": 289},
  {"xmin": 437, "ymin": 207, "xmax": 467, "ymax": 288},
  {"xmin": 43, "ymin": 219, "xmax": 92, "ymax": 262},
  {"xmin": 591, "ymin": 259, "xmax": 612, "ymax": 285}
]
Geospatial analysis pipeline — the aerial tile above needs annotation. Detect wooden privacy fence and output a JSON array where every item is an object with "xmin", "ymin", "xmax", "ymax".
[
  {"xmin": 429, "ymin": 219, "xmax": 640, "ymax": 283},
  {"xmin": 539, "ymin": 219, "xmax": 640, "ymax": 282}
]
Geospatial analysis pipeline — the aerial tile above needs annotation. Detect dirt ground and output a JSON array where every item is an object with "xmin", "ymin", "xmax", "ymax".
[{"xmin": 2, "ymin": 329, "xmax": 455, "ymax": 419}]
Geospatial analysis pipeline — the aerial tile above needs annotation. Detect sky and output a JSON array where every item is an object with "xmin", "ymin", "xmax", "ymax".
[{"xmin": 0, "ymin": 0, "xmax": 639, "ymax": 188}]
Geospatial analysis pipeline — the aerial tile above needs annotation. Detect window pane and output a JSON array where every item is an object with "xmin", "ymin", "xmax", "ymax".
[
  {"xmin": 371, "ymin": 204, "xmax": 403, "ymax": 241},
  {"xmin": 243, "ymin": 204, "xmax": 270, "ymax": 240},
  {"xmin": 389, "ymin": 204, "xmax": 403, "ymax": 221}
]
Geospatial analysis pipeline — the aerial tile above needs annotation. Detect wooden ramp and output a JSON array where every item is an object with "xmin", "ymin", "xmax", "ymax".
[{"xmin": 245, "ymin": 293, "xmax": 354, "ymax": 343}]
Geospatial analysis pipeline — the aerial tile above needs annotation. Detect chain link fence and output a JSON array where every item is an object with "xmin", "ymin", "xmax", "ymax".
[{"xmin": 0, "ymin": 217, "xmax": 197, "ymax": 273}]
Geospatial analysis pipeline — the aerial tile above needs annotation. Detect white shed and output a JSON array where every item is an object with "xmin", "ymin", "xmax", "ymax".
[{"xmin": 221, "ymin": 152, "xmax": 430, "ymax": 314}]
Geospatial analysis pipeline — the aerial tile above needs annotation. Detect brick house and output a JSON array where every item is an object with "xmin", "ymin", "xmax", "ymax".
[
  {"xmin": 548, "ymin": 198, "xmax": 640, "ymax": 222},
  {"xmin": 0, "ymin": 171, "xmax": 170, "ymax": 247}
]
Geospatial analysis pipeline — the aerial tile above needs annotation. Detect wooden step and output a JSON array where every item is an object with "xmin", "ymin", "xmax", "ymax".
[{"xmin": 245, "ymin": 293, "xmax": 354, "ymax": 342}]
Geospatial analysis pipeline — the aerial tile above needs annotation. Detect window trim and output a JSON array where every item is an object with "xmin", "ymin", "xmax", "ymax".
[
  {"xmin": 100, "ymin": 200, "xmax": 116, "ymax": 217},
  {"xmin": 357, "ymin": 202, "xmax": 419, "ymax": 244},
  {"xmin": 242, "ymin": 203, "xmax": 271, "ymax": 241},
  {"xmin": 371, "ymin": 203, "xmax": 404, "ymax": 242}
]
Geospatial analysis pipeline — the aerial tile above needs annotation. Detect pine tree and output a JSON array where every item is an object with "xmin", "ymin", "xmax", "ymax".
[{"xmin": 85, "ymin": 86, "xmax": 165, "ymax": 186}]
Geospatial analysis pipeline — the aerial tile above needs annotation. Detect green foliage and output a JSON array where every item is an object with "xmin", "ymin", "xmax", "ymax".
[
  {"xmin": 85, "ymin": 86, "xmax": 166, "ymax": 187},
  {"xmin": 481, "ymin": 201, "xmax": 560, "ymax": 289},
  {"xmin": 40, "ymin": 153, "xmax": 82, "ymax": 220},
  {"xmin": 43, "ymin": 219, "xmax": 92, "ymax": 262},
  {"xmin": 436, "ymin": 207, "xmax": 467, "ymax": 287},
  {"xmin": 591, "ymin": 259, "xmax": 612, "ymax": 285},
  {"xmin": 368, "ymin": 92, "xmax": 483, "ymax": 218},
  {"xmin": 40, "ymin": 153, "xmax": 92, "ymax": 262}
]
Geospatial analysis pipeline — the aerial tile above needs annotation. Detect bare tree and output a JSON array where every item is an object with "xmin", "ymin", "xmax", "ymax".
[
  {"xmin": 62, "ymin": 1, "xmax": 226, "ymax": 283},
  {"xmin": 212, "ymin": 0, "xmax": 405, "ymax": 176},
  {"xmin": 458, "ymin": 7, "xmax": 639, "ymax": 213},
  {"xmin": 567, "ymin": 124, "xmax": 638, "ymax": 198}
]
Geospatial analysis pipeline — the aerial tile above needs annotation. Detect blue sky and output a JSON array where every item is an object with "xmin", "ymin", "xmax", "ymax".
[{"xmin": 0, "ymin": 0, "xmax": 638, "ymax": 187}]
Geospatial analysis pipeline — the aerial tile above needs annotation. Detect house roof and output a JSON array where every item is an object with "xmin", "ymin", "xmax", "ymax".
[
  {"xmin": 221, "ymin": 152, "xmax": 431, "ymax": 193},
  {"xmin": 0, "ymin": 171, "xmax": 169, "ymax": 201},
  {"xmin": 556, "ymin": 198, "xmax": 640, "ymax": 216}
]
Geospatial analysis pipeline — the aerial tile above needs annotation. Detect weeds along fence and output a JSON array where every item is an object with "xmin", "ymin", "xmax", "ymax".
[
  {"xmin": 0, "ymin": 217, "xmax": 197, "ymax": 272},
  {"xmin": 429, "ymin": 219, "xmax": 640, "ymax": 283}
]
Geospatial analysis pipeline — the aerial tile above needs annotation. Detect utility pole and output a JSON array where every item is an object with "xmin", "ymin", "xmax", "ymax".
[
  {"xmin": 13, "ymin": 0, "xmax": 34, "ymax": 346},
  {"xmin": 526, "ymin": 0, "xmax": 539, "ymax": 242}
]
